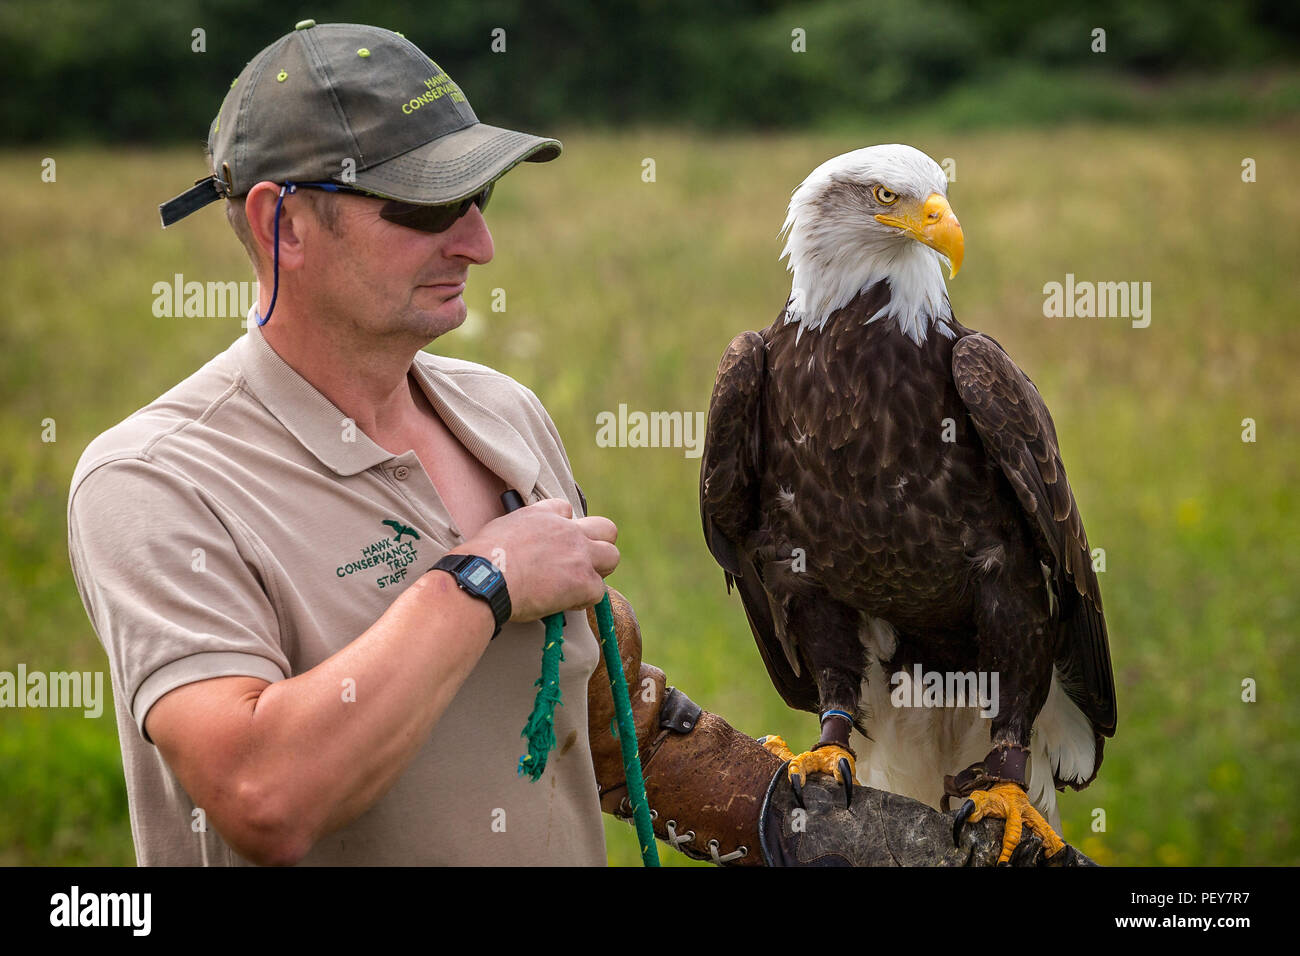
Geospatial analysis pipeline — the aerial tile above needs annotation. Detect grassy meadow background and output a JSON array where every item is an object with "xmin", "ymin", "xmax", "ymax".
[{"xmin": 2, "ymin": 121, "xmax": 1299, "ymax": 866}]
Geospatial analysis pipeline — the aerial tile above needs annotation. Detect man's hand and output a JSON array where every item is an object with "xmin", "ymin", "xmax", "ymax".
[{"xmin": 453, "ymin": 497, "xmax": 619, "ymax": 622}]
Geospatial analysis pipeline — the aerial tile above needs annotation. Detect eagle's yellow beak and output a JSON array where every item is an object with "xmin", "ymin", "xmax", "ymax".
[{"xmin": 874, "ymin": 192, "xmax": 964, "ymax": 279}]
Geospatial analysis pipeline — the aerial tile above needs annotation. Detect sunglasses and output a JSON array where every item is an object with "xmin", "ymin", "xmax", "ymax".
[
  {"xmin": 287, "ymin": 181, "xmax": 493, "ymax": 233},
  {"xmin": 253, "ymin": 180, "xmax": 493, "ymax": 328}
]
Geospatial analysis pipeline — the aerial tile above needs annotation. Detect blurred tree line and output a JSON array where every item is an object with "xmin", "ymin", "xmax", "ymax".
[{"xmin": 3, "ymin": 0, "xmax": 1299, "ymax": 143}]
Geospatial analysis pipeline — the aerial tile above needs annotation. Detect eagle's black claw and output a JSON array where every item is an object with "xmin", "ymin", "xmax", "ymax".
[
  {"xmin": 953, "ymin": 798, "xmax": 976, "ymax": 847},
  {"xmin": 837, "ymin": 757, "xmax": 854, "ymax": 808},
  {"xmin": 791, "ymin": 774, "xmax": 806, "ymax": 809}
]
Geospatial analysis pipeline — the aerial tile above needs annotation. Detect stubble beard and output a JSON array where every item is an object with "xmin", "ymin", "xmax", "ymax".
[{"xmin": 403, "ymin": 288, "xmax": 468, "ymax": 345}]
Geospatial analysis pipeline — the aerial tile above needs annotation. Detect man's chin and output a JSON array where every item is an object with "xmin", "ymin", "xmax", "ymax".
[{"xmin": 406, "ymin": 297, "xmax": 467, "ymax": 341}]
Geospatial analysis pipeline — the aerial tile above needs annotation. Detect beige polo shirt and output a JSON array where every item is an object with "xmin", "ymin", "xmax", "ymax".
[{"xmin": 66, "ymin": 317, "xmax": 607, "ymax": 866}]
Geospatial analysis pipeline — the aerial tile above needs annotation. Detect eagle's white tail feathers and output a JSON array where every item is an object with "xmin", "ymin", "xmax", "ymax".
[
  {"xmin": 854, "ymin": 620, "xmax": 1094, "ymax": 834},
  {"xmin": 854, "ymin": 618, "xmax": 989, "ymax": 809},
  {"xmin": 1027, "ymin": 669, "xmax": 1097, "ymax": 830}
]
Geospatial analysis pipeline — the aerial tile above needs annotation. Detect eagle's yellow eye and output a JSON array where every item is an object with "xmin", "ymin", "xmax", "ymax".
[{"xmin": 874, "ymin": 186, "xmax": 899, "ymax": 205}]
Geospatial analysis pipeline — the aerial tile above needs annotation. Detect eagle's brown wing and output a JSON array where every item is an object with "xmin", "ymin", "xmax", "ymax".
[
  {"xmin": 700, "ymin": 331, "xmax": 818, "ymax": 713},
  {"xmin": 951, "ymin": 334, "xmax": 1117, "ymax": 739}
]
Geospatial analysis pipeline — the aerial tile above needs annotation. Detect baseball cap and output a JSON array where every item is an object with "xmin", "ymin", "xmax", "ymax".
[{"xmin": 160, "ymin": 19, "xmax": 561, "ymax": 227}]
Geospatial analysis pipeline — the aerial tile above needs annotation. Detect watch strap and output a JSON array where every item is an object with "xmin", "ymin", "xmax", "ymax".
[{"xmin": 432, "ymin": 553, "xmax": 511, "ymax": 639}]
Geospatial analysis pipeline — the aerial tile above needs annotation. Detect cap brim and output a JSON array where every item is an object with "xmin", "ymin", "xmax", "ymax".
[{"xmin": 348, "ymin": 123, "xmax": 560, "ymax": 205}]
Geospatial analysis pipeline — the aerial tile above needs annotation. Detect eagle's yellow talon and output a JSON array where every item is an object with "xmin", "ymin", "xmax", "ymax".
[
  {"xmin": 759, "ymin": 734, "xmax": 795, "ymax": 762},
  {"xmin": 761, "ymin": 738, "xmax": 857, "ymax": 805},
  {"xmin": 964, "ymin": 781, "xmax": 1067, "ymax": 863},
  {"xmin": 787, "ymin": 744, "xmax": 857, "ymax": 786}
]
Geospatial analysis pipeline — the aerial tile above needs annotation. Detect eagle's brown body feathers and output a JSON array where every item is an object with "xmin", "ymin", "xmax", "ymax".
[{"xmin": 701, "ymin": 281, "xmax": 1116, "ymax": 803}]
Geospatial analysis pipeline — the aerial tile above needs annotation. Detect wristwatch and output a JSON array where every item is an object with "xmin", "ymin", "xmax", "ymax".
[{"xmin": 431, "ymin": 553, "xmax": 511, "ymax": 639}]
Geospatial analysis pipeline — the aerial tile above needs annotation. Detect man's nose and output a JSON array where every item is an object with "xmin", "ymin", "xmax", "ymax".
[{"xmin": 442, "ymin": 202, "xmax": 494, "ymax": 264}]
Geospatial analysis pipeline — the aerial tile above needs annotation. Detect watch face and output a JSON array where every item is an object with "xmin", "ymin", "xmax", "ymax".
[{"xmin": 464, "ymin": 559, "xmax": 495, "ymax": 590}]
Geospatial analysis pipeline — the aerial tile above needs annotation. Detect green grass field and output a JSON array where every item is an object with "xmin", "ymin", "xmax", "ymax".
[{"xmin": 2, "ymin": 124, "xmax": 1297, "ymax": 866}]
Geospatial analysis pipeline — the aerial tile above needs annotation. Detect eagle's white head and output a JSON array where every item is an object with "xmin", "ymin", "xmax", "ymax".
[{"xmin": 779, "ymin": 144, "xmax": 964, "ymax": 345}]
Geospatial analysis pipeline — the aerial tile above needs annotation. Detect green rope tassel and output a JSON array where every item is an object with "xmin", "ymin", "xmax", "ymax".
[
  {"xmin": 517, "ymin": 594, "xmax": 660, "ymax": 867},
  {"xmin": 518, "ymin": 612, "xmax": 566, "ymax": 781}
]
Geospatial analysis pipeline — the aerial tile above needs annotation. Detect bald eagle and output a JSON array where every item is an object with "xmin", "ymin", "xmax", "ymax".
[{"xmin": 700, "ymin": 144, "xmax": 1116, "ymax": 862}]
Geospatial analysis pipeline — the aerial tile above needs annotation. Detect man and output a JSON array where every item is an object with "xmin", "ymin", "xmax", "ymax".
[{"xmin": 67, "ymin": 19, "xmax": 775, "ymax": 867}]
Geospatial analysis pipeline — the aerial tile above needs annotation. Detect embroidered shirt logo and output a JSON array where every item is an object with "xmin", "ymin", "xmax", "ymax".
[
  {"xmin": 382, "ymin": 519, "xmax": 421, "ymax": 543},
  {"xmin": 335, "ymin": 518, "xmax": 423, "ymax": 590}
]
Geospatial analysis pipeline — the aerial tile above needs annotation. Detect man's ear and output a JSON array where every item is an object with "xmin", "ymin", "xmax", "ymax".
[{"xmin": 245, "ymin": 182, "xmax": 309, "ymax": 272}]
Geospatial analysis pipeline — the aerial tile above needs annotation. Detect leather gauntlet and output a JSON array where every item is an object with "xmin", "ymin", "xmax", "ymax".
[{"xmin": 586, "ymin": 587, "xmax": 782, "ymax": 866}]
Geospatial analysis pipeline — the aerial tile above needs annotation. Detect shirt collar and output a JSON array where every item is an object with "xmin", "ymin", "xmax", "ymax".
[
  {"xmin": 408, "ymin": 359, "xmax": 541, "ymax": 499},
  {"xmin": 236, "ymin": 310, "xmax": 540, "ymax": 496}
]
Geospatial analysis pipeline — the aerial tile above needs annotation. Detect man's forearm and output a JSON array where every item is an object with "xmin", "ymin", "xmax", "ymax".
[{"xmin": 232, "ymin": 569, "xmax": 495, "ymax": 861}]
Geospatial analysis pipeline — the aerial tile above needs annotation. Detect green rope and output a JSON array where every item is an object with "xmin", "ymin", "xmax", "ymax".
[
  {"xmin": 517, "ymin": 594, "xmax": 661, "ymax": 867},
  {"xmin": 517, "ymin": 612, "xmax": 566, "ymax": 780},
  {"xmin": 595, "ymin": 593, "xmax": 660, "ymax": 867}
]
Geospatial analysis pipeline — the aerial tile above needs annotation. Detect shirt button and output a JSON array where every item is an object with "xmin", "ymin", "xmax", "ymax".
[{"xmin": 393, "ymin": 466, "xmax": 410, "ymax": 480}]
